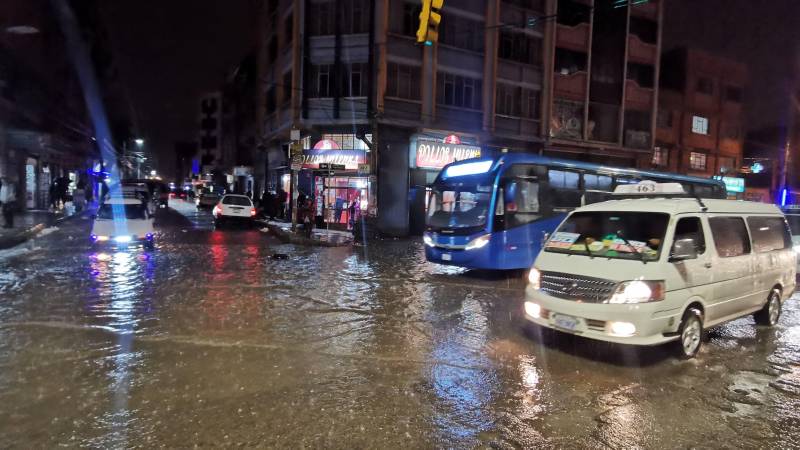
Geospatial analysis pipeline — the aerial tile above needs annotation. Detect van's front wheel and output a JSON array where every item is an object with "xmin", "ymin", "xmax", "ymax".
[
  {"xmin": 675, "ymin": 308, "xmax": 703, "ymax": 359},
  {"xmin": 754, "ymin": 289, "xmax": 781, "ymax": 326}
]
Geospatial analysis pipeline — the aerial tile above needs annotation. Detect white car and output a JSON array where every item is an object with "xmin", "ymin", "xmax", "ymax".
[
  {"xmin": 213, "ymin": 194, "xmax": 256, "ymax": 227},
  {"xmin": 91, "ymin": 197, "xmax": 155, "ymax": 249},
  {"xmin": 524, "ymin": 182, "xmax": 796, "ymax": 359}
]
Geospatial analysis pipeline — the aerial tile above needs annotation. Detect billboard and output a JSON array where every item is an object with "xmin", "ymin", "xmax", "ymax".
[{"xmin": 414, "ymin": 140, "xmax": 481, "ymax": 169}]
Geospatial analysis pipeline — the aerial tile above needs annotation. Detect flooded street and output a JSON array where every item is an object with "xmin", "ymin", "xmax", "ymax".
[{"xmin": 1, "ymin": 201, "xmax": 799, "ymax": 448}]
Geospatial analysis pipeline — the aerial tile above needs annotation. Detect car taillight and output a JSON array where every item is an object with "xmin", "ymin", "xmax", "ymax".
[
  {"xmin": 213, "ymin": 205, "xmax": 222, "ymax": 216},
  {"xmin": 250, "ymin": 207, "xmax": 256, "ymax": 217}
]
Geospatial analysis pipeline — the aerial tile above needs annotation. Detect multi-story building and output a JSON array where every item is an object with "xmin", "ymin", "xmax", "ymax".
[
  {"xmin": 256, "ymin": 0, "xmax": 665, "ymax": 236},
  {"xmin": 655, "ymin": 47, "xmax": 748, "ymax": 196},
  {"xmin": 547, "ymin": 0, "xmax": 662, "ymax": 169}
]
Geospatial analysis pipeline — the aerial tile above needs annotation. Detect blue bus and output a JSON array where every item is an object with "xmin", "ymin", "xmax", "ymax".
[{"xmin": 423, "ymin": 154, "xmax": 727, "ymax": 270}]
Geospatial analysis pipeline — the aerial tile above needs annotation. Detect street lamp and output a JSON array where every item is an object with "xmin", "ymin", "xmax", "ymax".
[{"xmin": 134, "ymin": 138, "xmax": 145, "ymax": 147}]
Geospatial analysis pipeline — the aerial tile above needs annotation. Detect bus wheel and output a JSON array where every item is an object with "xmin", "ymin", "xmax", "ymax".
[
  {"xmin": 675, "ymin": 308, "xmax": 703, "ymax": 359},
  {"xmin": 754, "ymin": 289, "xmax": 781, "ymax": 326}
]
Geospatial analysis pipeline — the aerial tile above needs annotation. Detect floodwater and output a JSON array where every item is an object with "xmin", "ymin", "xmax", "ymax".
[{"xmin": 0, "ymin": 201, "xmax": 799, "ymax": 448}]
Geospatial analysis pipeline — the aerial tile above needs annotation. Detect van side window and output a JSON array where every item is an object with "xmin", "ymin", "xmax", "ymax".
[
  {"xmin": 673, "ymin": 217, "xmax": 706, "ymax": 254},
  {"xmin": 709, "ymin": 217, "xmax": 751, "ymax": 257},
  {"xmin": 746, "ymin": 216, "xmax": 792, "ymax": 252}
]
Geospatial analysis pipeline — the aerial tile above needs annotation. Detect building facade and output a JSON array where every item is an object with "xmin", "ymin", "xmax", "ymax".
[
  {"xmin": 255, "ymin": 0, "xmax": 665, "ymax": 236},
  {"xmin": 655, "ymin": 47, "xmax": 748, "ymax": 197}
]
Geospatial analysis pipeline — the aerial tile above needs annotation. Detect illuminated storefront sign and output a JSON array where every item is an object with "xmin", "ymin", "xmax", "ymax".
[
  {"xmin": 301, "ymin": 149, "xmax": 367, "ymax": 170},
  {"xmin": 415, "ymin": 140, "xmax": 481, "ymax": 169},
  {"xmin": 713, "ymin": 176, "xmax": 745, "ymax": 193}
]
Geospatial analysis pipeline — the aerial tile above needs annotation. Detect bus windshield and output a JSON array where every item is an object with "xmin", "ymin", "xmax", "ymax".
[
  {"xmin": 544, "ymin": 211, "xmax": 669, "ymax": 261},
  {"xmin": 427, "ymin": 183, "xmax": 493, "ymax": 232}
]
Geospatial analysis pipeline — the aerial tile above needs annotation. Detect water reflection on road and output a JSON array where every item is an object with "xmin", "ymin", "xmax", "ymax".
[{"xmin": 0, "ymin": 201, "xmax": 798, "ymax": 447}]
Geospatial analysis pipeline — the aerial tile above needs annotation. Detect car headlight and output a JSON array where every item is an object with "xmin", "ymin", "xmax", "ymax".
[
  {"xmin": 113, "ymin": 235, "xmax": 132, "ymax": 243},
  {"xmin": 528, "ymin": 268, "xmax": 541, "ymax": 289},
  {"xmin": 423, "ymin": 234, "xmax": 435, "ymax": 247},
  {"xmin": 794, "ymin": 245, "xmax": 800, "ymax": 255},
  {"xmin": 607, "ymin": 280, "xmax": 664, "ymax": 304},
  {"xmin": 464, "ymin": 234, "xmax": 490, "ymax": 251}
]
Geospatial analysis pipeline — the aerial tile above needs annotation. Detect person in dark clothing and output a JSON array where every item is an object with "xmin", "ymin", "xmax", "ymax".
[
  {"xmin": 276, "ymin": 188, "xmax": 287, "ymax": 219},
  {"xmin": 261, "ymin": 191, "xmax": 275, "ymax": 219}
]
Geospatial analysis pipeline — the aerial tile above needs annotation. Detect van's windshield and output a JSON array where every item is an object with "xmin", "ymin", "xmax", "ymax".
[{"xmin": 544, "ymin": 212, "xmax": 669, "ymax": 261}]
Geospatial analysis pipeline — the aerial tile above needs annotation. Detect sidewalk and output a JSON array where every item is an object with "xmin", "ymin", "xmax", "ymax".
[
  {"xmin": 0, "ymin": 204, "xmax": 86, "ymax": 250},
  {"xmin": 260, "ymin": 219, "xmax": 354, "ymax": 247}
]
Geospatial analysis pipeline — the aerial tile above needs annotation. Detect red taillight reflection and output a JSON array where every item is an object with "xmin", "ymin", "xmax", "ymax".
[{"xmin": 250, "ymin": 207, "xmax": 256, "ymax": 217}]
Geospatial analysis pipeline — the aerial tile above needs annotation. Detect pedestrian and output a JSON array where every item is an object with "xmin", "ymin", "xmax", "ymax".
[
  {"xmin": 49, "ymin": 181, "xmax": 58, "ymax": 210},
  {"xmin": 276, "ymin": 187, "xmax": 287, "ymax": 219},
  {"xmin": 348, "ymin": 198, "xmax": 358, "ymax": 231},
  {"xmin": 73, "ymin": 179, "xmax": 86, "ymax": 212},
  {"xmin": 262, "ymin": 190, "xmax": 275, "ymax": 220},
  {"xmin": 334, "ymin": 196, "xmax": 344, "ymax": 223},
  {"xmin": 0, "ymin": 178, "xmax": 16, "ymax": 228}
]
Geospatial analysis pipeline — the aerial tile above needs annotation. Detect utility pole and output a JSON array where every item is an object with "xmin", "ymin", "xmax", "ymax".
[{"xmin": 290, "ymin": 129, "xmax": 301, "ymax": 231}]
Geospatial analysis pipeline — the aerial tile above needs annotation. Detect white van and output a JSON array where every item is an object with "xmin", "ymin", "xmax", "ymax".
[
  {"xmin": 524, "ymin": 182, "xmax": 796, "ymax": 359},
  {"xmin": 91, "ymin": 197, "xmax": 155, "ymax": 249}
]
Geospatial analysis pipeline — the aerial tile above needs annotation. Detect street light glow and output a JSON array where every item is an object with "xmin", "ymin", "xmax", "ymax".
[{"xmin": 134, "ymin": 138, "xmax": 145, "ymax": 146}]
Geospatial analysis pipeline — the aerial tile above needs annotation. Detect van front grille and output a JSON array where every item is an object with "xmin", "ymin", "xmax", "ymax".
[{"xmin": 539, "ymin": 271, "xmax": 618, "ymax": 303}]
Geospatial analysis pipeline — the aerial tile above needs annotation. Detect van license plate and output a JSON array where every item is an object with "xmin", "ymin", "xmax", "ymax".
[
  {"xmin": 553, "ymin": 314, "xmax": 580, "ymax": 331},
  {"xmin": 442, "ymin": 253, "xmax": 452, "ymax": 261}
]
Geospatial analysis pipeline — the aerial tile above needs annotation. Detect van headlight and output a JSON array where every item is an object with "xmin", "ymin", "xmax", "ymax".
[
  {"xmin": 423, "ymin": 234, "xmax": 435, "ymax": 247},
  {"xmin": 464, "ymin": 234, "xmax": 491, "ymax": 250},
  {"xmin": 607, "ymin": 280, "xmax": 665, "ymax": 304},
  {"xmin": 528, "ymin": 268, "xmax": 541, "ymax": 289}
]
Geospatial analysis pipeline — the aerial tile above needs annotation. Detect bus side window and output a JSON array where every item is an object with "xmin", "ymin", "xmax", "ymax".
[{"xmin": 549, "ymin": 170, "xmax": 581, "ymax": 209}]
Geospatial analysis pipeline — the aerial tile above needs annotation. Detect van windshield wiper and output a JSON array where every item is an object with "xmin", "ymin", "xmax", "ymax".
[
  {"xmin": 583, "ymin": 238, "xmax": 594, "ymax": 258},
  {"xmin": 616, "ymin": 230, "xmax": 645, "ymax": 263}
]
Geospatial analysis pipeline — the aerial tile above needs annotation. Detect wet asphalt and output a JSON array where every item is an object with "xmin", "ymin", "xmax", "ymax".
[{"xmin": 0, "ymin": 200, "xmax": 799, "ymax": 448}]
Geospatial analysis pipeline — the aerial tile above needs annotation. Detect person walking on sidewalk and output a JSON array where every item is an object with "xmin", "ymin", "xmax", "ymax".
[{"xmin": 0, "ymin": 177, "xmax": 17, "ymax": 228}]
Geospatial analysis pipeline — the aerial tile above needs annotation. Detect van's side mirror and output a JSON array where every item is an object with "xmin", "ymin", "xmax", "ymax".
[{"xmin": 670, "ymin": 238, "xmax": 698, "ymax": 262}]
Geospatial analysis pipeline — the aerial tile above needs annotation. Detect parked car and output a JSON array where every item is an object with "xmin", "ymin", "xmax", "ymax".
[
  {"xmin": 196, "ymin": 191, "xmax": 221, "ymax": 209},
  {"xmin": 781, "ymin": 206, "xmax": 800, "ymax": 272},
  {"xmin": 524, "ymin": 181, "xmax": 796, "ymax": 359},
  {"xmin": 213, "ymin": 194, "xmax": 256, "ymax": 228}
]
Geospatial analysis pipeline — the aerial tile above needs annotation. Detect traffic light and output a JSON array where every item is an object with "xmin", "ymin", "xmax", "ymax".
[{"xmin": 416, "ymin": 0, "xmax": 443, "ymax": 46}]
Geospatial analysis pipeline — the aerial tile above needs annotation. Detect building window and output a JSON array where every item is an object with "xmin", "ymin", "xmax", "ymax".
[
  {"xmin": 342, "ymin": 63, "xmax": 367, "ymax": 97},
  {"xmin": 557, "ymin": 0, "xmax": 591, "ymax": 26},
  {"xmin": 386, "ymin": 62, "xmax": 420, "ymax": 100},
  {"xmin": 691, "ymin": 115, "xmax": 709, "ymax": 135},
  {"xmin": 652, "ymin": 147, "xmax": 668, "ymax": 166},
  {"xmin": 340, "ymin": 0, "xmax": 369, "ymax": 34},
  {"xmin": 525, "ymin": 90, "xmax": 539, "ymax": 119},
  {"xmin": 718, "ymin": 156, "xmax": 735, "ymax": 174},
  {"xmin": 437, "ymin": 72, "xmax": 482, "ymax": 110},
  {"xmin": 282, "ymin": 71, "xmax": 292, "ymax": 105},
  {"xmin": 265, "ymin": 86, "xmax": 276, "ymax": 114},
  {"xmin": 722, "ymin": 123, "xmax": 740, "ymax": 140},
  {"xmin": 310, "ymin": 1, "xmax": 335, "ymax": 36},
  {"xmin": 440, "ymin": 15, "xmax": 484, "ymax": 52},
  {"xmin": 284, "ymin": 13, "xmax": 293, "ymax": 45},
  {"xmin": 689, "ymin": 152, "xmax": 707, "ymax": 171},
  {"xmin": 656, "ymin": 109, "xmax": 672, "ymax": 128},
  {"xmin": 498, "ymin": 31, "xmax": 542, "ymax": 66},
  {"xmin": 627, "ymin": 63, "xmax": 655, "ymax": 88},
  {"xmin": 267, "ymin": 37, "xmax": 278, "ymax": 64},
  {"xmin": 310, "ymin": 64, "xmax": 332, "ymax": 98},
  {"xmin": 401, "ymin": 3, "xmax": 421, "ymax": 37},
  {"xmin": 496, "ymin": 84, "xmax": 521, "ymax": 116},
  {"xmin": 696, "ymin": 77, "xmax": 713, "ymax": 95},
  {"xmin": 725, "ymin": 86, "xmax": 742, "ymax": 103}
]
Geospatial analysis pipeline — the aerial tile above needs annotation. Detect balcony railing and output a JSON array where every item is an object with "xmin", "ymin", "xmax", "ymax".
[
  {"xmin": 554, "ymin": 71, "xmax": 588, "ymax": 102},
  {"xmin": 556, "ymin": 23, "xmax": 590, "ymax": 52},
  {"xmin": 627, "ymin": 34, "xmax": 657, "ymax": 64},
  {"xmin": 624, "ymin": 79, "xmax": 654, "ymax": 111}
]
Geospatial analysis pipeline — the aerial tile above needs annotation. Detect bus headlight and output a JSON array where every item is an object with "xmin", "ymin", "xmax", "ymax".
[
  {"xmin": 423, "ymin": 234, "xmax": 435, "ymax": 247},
  {"xmin": 464, "ymin": 234, "xmax": 490, "ymax": 251},
  {"xmin": 528, "ymin": 268, "xmax": 541, "ymax": 289},
  {"xmin": 607, "ymin": 280, "xmax": 664, "ymax": 304}
]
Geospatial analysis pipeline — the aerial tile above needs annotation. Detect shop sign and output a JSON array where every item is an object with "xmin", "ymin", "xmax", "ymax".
[
  {"xmin": 357, "ymin": 164, "xmax": 371, "ymax": 174},
  {"xmin": 319, "ymin": 163, "xmax": 346, "ymax": 171},
  {"xmin": 415, "ymin": 140, "xmax": 481, "ymax": 169},
  {"xmin": 290, "ymin": 154, "xmax": 303, "ymax": 171},
  {"xmin": 301, "ymin": 149, "xmax": 367, "ymax": 170},
  {"xmin": 713, "ymin": 176, "xmax": 745, "ymax": 193}
]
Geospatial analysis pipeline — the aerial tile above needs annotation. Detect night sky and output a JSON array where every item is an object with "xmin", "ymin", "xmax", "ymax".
[
  {"xmin": 93, "ymin": 1, "xmax": 798, "ymax": 176},
  {"xmin": 97, "ymin": 0, "xmax": 255, "ymax": 176}
]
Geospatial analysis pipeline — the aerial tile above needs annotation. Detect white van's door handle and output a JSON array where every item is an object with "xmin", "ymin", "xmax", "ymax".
[{"xmin": 704, "ymin": 262, "xmax": 713, "ymax": 269}]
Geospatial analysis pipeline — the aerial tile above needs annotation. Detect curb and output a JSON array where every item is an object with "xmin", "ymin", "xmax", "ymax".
[
  {"xmin": 0, "ymin": 209, "xmax": 89, "ymax": 251},
  {"xmin": 261, "ymin": 223, "xmax": 353, "ymax": 247}
]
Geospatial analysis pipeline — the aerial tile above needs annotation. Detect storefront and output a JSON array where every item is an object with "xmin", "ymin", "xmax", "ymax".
[
  {"xmin": 713, "ymin": 175, "xmax": 745, "ymax": 200},
  {"xmin": 408, "ymin": 133, "xmax": 483, "ymax": 234},
  {"xmin": 300, "ymin": 136, "xmax": 373, "ymax": 230}
]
